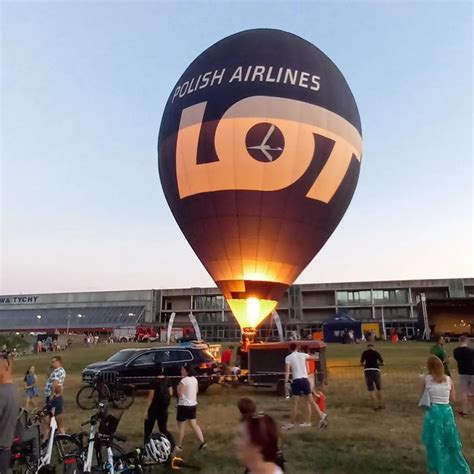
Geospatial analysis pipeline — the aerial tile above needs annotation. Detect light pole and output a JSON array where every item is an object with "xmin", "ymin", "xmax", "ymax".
[{"xmin": 67, "ymin": 311, "xmax": 72, "ymax": 335}]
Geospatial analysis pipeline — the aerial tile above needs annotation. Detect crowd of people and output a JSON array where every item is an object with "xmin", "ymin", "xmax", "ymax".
[
  {"xmin": 0, "ymin": 335, "xmax": 473, "ymax": 473},
  {"xmin": 358, "ymin": 335, "xmax": 472, "ymax": 473}
]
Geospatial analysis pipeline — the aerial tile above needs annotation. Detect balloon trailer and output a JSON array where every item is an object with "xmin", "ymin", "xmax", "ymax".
[{"xmin": 243, "ymin": 340, "xmax": 327, "ymax": 396}]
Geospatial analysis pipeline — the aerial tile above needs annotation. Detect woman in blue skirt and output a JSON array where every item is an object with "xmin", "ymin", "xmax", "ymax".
[
  {"xmin": 24, "ymin": 365, "xmax": 39, "ymax": 410},
  {"xmin": 421, "ymin": 355, "xmax": 471, "ymax": 474}
]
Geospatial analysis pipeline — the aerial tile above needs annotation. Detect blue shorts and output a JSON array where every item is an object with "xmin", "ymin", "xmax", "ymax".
[
  {"xmin": 47, "ymin": 396, "xmax": 64, "ymax": 416},
  {"xmin": 291, "ymin": 378, "xmax": 311, "ymax": 396}
]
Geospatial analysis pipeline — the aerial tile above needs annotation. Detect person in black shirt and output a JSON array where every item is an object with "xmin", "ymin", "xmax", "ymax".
[
  {"xmin": 143, "ymin": 362, "xmax": 175, "ymax": 448},
  {"xmin": 360, "ymin": 344, "xmax": 385, "ymax": 410},
  {"xmin": 453, "ymin": 335, "xmax": 474, "ymax": 417}
]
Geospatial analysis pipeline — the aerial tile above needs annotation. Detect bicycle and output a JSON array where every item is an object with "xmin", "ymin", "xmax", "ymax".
[
  {"xmin": 11, "ymin": 407, "xmax": 81, "ymax": 473},
  {"xmin": 66, "ymin": 402, "xmax": 127, "ymax": 473},
  {"xmin": 76, "ymin": 373, "xmax": 134, "ymax": 411}
]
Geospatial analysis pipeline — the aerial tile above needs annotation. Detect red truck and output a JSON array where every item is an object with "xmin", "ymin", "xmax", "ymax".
[{"xmin": 135, "ymin": 325, "xmax": 159, "ymax": 342}]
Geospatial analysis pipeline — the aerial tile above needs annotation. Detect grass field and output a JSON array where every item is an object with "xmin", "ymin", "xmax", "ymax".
[{"xmin": 9, "ymin": 342, "xmax": 473, "ymax": 474}]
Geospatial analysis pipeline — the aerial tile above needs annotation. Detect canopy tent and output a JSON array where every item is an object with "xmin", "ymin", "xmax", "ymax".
[{"xmin": 322, "ymin": 312, "xmax": 362, "ymax": 343}]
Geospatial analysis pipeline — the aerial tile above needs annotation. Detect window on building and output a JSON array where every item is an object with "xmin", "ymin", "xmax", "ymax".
[
  {"xmin": 385, "ymin": 307, "xmax": 410, "ymax": 318},
  {"xmin": 373, "ymin": 289, "xmax": 408, "ymax": 305},
  {"xmin": 195, "ymin": 312, "xmax": 225, "ymax": 323},
  {"xmin": 346, "ymin": 308, "xmax": 372, "ymax": 320},
  {"xmin": 337, "ymin": 290, "xmax": 372, "ymax": 306},
  {"xmin": 193, "ymin": 295, "xmax": 224, "ymax": 310}
]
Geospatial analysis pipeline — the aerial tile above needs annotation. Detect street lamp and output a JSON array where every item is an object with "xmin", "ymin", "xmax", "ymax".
[{"xmin": 36, "ymin": 315, "xmax": 42, "ymax": 320}]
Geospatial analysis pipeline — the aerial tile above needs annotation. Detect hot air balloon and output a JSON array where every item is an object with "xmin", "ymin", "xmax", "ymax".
[{"xmin": 158, "ymin": 29, "xmax": 362, "ymax": 348}]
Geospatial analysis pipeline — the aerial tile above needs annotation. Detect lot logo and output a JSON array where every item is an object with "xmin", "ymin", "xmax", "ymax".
[{"xmin": 175, "ymin": 96, "xmax": 362, "ymax": 203}]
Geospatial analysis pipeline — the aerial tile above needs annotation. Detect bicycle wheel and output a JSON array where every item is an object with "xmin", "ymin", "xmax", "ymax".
[
  {"xmin": 94, "ymin": 442, "xmax": 126, "ymax": 471},
  {"xmin": 52, "ymin": 434, "xmax": 83, "ymax": 472},
  {"xmin": 112, "ymin": 386, "xmax": 134, "ymax": 410},
  {"xmin": 76, "ymin": 385, "xmax": 100, "ymax": 410}
]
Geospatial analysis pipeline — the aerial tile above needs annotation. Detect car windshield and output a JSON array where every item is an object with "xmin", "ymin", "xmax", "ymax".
[{"xmin": 107, "ymin": 350, "xmax": 136, "ymax": 363}]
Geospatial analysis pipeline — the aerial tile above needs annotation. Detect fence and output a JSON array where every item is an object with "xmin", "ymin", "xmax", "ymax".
[{"xmin": 323, "ymin": 363, "xmax": 463, "ymax": 407}]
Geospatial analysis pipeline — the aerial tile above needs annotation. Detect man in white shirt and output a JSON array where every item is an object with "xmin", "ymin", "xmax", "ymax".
[{"xmin": 283, "ymin": 343, "xmax": 328, "ymax": 430}]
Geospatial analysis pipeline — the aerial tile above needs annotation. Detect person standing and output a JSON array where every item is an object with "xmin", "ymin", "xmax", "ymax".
[
  {"xmin": 0, "ymin": 354, "xmax": 19, "ymax": 474},
  {"xmin": 453, "ymin": 335, "xmax": 474, "ymax": 417},
  {"xmin": 283, "ymin": 343, "xmax": 328, "ymax": 430},
  {"xmin": 221, "ymin": 346, "xmax": 233, "ymax": 366},
  {"xmin": 430, "ymin": 335, "xmax": 451, "ymax": 376},
  {"xmin": 24, "ymin": 365, "xmax": 39, "ymax": 411},
  {"xmin": 143, "ymin": 362, "xmax": 175, "ymax": 447},
  {"xmin": 175, "ymin": 365, "xmax": 206, "ymax": 452},
  {"xmin": 360, "ymin": 344, "xmax": 385, "ymax": 410},
  {"xmin": 420, "ymin": 355, "xmax": 471, "ymax": 474},
  {"xmin": 43, "ymin": 356, "xmax": 66, "ymax": 436}
]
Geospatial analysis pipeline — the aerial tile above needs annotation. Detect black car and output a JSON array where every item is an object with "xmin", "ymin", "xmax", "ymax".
[{"xmin": 81, "ymin": 344, "xmax": 218, "ymax": 392}]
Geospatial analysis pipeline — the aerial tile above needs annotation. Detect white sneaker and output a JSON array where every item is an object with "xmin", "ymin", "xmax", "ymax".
[
  {"xmin": 299, "ymin": 422, "xmax": 312, "ymax": 427},
  {"xmin": 282, "ymin": 423, "xmax": 295, "ymax": 430},
  {"xmin": 319, "ymin": 413, "xmax": 328, "ymax": 429}
]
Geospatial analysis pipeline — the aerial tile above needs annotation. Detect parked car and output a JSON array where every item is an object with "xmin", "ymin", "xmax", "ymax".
[{"xmin": 81, "ymin": 345, "xmax": 218, "ymax": 393}]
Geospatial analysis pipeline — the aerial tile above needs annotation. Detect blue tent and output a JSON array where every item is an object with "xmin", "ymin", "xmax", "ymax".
[{"xmin": 322, "ymin": 312, "xmax": 362, "ymax": 343}]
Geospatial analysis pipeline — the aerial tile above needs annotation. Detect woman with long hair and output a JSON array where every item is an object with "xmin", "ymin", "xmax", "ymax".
[
  {"xmin": 234, "ymin": 412, "xmax": 283, "ymax": 474},
  {"xmin": 24, "ymin": 365, "xmax": 38, "ymax": 410},
  {"xmin": 420, "ymin": 355, "xmax": 471, "ymax": 473}
]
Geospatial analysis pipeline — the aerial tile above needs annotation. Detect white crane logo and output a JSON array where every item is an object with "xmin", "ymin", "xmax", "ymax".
[{"xmin": 246, "ymin": 123, "xmax": 284, "ymax": 162}]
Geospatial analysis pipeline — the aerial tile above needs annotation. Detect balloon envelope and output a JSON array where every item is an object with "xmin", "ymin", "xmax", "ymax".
[{"xmin": 158, "ymin": 29, "xmax": 362, "ymax": 332}]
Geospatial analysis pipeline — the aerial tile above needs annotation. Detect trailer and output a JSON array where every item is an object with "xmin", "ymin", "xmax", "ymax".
[{"xmin": 247, "ymin": 340, "xmax": 327, "ymax": 396}]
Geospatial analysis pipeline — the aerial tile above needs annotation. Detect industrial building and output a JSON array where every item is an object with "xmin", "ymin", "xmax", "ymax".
[{"xmin": 0, "ymin": 278, "xmax": 472, "ymax": 340}]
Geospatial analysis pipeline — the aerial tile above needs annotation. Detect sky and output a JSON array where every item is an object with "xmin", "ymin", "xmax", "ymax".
[{"xmin": 1, "ymin": 0, "xmax": 472, "ymax": 295}]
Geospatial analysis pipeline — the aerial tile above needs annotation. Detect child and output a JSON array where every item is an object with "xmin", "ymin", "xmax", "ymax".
[
  {"xmin": 24, "ymin": 365, "xmax": 39, "ymax": 410},
  {"xmin": 313, "ymin": 389, "xmax": 327, "ymax": 416},
  {"xmin": 237, "ymin": 397, "xmax": 257, "ymax": 421},
  {"xmin": 236, "ymin": 398, "xmax": 286, "ymax": 472},
  {"xmin": 42, "ymin": 384, "xmax": 65, "ymax": 441}
]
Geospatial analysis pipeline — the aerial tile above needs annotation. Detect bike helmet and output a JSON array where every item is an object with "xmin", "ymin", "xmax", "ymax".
[{"xmin": 144, "ymin": 433, "xmax": 172, "ymax": 464}]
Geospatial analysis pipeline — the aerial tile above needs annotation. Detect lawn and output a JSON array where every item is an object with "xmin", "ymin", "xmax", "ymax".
[{"xmin": 9, "ymin": 341, "xmax": 473, "ymax": 474}]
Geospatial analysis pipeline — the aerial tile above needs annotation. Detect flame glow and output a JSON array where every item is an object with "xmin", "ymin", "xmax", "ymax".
[{"xmin": 227, "ymin": 298, "xmax": 277, "ymax": 330}]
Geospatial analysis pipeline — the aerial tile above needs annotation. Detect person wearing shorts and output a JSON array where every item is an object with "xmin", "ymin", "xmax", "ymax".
[
  {"xmin": 360, "ymin": 344, "xmax": 384, "ymax": 410},
  {"xmin": 283, "ymin": 343, "xmax": 328, "ymax": 430},
  {"xmin": 453, "ymin": 335, "xmax": 474, "ymax": 416},
  {"xmin": 175, "ymin": 365, "xmax": 206, "ymax": 452},
  {"xmin": 42, "ymin": 356, "xmax": 66, "ymax": 441}
]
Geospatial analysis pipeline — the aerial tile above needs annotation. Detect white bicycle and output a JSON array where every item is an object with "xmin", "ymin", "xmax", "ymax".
[
  {"xmin": 65, "ymin": 403, "xmax": 127, "ymax": 474},
  {"xmin": 11, "ymin": 408, "xmax": 81, "ymax": 473}
]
